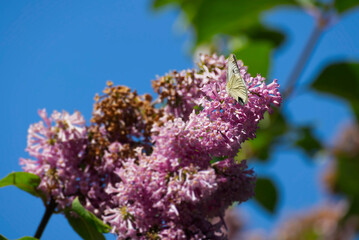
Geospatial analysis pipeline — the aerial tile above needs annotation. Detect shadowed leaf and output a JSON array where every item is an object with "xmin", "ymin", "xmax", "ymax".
[
  {"xmin": 236, "ymin": 110, "xmax": 288, "ymax": 162},
  {"xmin": 234, "ymin": 40, "xmax": 272, "ymax": 77},
  {"xmin": 312, "ymin": 62, "xmax": 359, "ymax": 121},
  {"xmin": 254, "ymin": 177, "xmax": 278, "ymax": 213},
  {"xmin": 335, "ymin": 0, "xmax": 359, "ymax": 13},
  {"xmin": 295, "ymin": 126, "xmax": 322, "ymax": 158}
]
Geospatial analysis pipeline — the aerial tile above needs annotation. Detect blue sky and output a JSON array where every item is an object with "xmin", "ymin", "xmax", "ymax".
[{"xmin": 0, "ymin": 1, "xmax": 358, "ymax": 239}]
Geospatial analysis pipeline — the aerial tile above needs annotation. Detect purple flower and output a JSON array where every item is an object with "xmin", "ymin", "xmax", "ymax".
[{"xmin": 20, "ymin": 109, "xmax": 87, "ymax": 209}]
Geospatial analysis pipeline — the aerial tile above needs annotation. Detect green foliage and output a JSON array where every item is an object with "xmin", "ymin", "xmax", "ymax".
[
  {"xmin": 65, "ymin": 213, "xmax": 106, "ymax": 240},
  {"xmin": 294, "ymin": 126, "xmax": 322, "ymax": 158},
  {"xmin": 0, "ymin": 235, "xmax": 38, "ymax": 240},
  {"xmin": 334, "ymin": 0, "xmax": 359, "ymax": 13},
  {"xmin": 0, "ymin": 172, "xmax": 44, "ymax": 199},
  {"xmin": 233, "ymin": 40, "xmax": 272, "ymax": 77},
  {"xmin": 65, "ymin": 197, "xmax": 110, "ymax": 240},
  {"xmin": 193, "ymin": 104, "xmax": 204, "ymax": 114},
  {"xmin": 312, "ymin": 62, "xmax": 359, "ymax": 121},
  {"xmin": 254, "ymin": 177, "xmax": 278, "ymax": 213},
  {"xmin": 335, "ymin": 155, "xmax": 359, "ymax": 217},
  {"xmin": 210, "ymin": 155, "xmax": 228, "ymax": 164},
  {"xmin": 245, "ymin": 26, "xmax": 285, "ymax": 48},
  {"xmin": 152, "ymin": 0, "xmax": 294, "ymax": 78},
  {"xmin": 153, "ymin": 0, "xmax": 297, "ymax": 45},
  {"xmin": 236, "ymin": 110, "xmax": 288, "ymax": 162}
]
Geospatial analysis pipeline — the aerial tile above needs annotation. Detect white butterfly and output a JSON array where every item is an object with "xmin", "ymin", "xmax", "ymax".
[{"xmin": 226, "ymin": 54, "xmax": 248, "ymax": 105}]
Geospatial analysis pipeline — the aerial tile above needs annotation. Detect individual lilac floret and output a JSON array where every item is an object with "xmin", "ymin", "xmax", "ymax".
[
  {"xmin": 20, "ymin": 109, "xmax": 87, "ymax": 209},
  {"xmin": 104, "ymin": 54, "xmax": 281, "ymax": 239}
]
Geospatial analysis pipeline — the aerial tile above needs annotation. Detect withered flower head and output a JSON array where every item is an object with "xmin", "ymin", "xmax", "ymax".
[{"xmin": 89, "ymin": 81, "xmax": 164, "ymax": 159}]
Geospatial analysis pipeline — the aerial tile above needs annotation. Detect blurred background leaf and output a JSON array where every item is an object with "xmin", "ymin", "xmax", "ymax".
[
  {"xmin": 254, "ymin": 177, "xmax": 279, "ymax": 214},
  {"xmin": 335, "ymin": 0, "xmax": 359, "ymax": 13},
  {"xmin": 153, "ymin": 0, "xmax": 297, "ymax": 45},
  {"xmin": 236, "ymin": 110, "xmax": 288, "ymax": 162},
  {"xmin": 153, "ymin": 0, "xmax": 294, "ymax": 78},
  {"xmin": 233, "ymin": 40, "xmax": 272, "ymax": 77},
  {"xmin": 294, "ymin": 126, "xmax": 322, "ymax": 158},
  {"xmin": 312, "ymin": 62, "xmax": 359, "ymax": 121}
]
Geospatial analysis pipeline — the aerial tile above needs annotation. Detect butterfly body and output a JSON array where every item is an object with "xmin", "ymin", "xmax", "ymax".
[{"xmin": 226, "ymin": 54, "xmax": 248, "ymax": 105}]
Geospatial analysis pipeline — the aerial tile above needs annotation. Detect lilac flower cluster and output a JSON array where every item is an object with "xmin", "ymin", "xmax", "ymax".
[
  {"xmin": 104, "ymin": 54, "xmax": 281, "ymax": 239},
  {"xmin": 20, "ymin": 109, "xmax": 87, "ymax": 209},
  {"xmin": 20, "ymin": 54, "xmax": 282, "ymax": 239}
]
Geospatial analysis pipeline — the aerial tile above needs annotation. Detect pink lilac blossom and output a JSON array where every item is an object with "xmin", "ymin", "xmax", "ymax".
[
  {"xmin": 152, "ymin": 54, "xmax": 227, "ymax": 121},
  {"xmin": 20, "ymin": 109, "xmax": 88, "ymax": 209},
  {"xmin": 104, "ymin": 54, "xmax": 281, "ymax": 239},
  {"xmin": 83, "ymin": 141, "xmax": 129, "ymax": 215}
]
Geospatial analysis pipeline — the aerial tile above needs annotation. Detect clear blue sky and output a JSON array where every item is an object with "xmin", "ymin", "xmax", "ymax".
[{"xmin": 0, "ymin": 1, "xmax": 358, "ymax": 239}]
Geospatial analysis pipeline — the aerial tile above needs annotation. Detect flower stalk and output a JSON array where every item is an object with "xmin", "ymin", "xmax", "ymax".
[{"xmin": 34, "ymin": 198, "xmax": 57, "ymax": 239}]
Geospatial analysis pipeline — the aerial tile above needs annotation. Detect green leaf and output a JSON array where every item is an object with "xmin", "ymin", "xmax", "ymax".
[
  {"xmin": 153, "ymin": 0, "xmax": 179, "ymax": 8},
  {"xmin": 233, "ymin": 40, "xmax": 272, "ymax": 77},
  {"xmin": 210, "ymin": 155, "xmax": 228, "ymax": 164},
  {"xmin": 65, "ymin": 197, "xmax": 111, "ymax": 240},
  {"xmin": 334, "ymin": 155, "xmax": 359, "ymax": 218},
  {"xmin": 311, "ymin": 62, "xmax": 359, "ymax": 121},
  {"xmin": 193, "ymin": 104, "xmax": 204, "ymax": 114},
  {"xmin": 254, "ymin": 177, "xmax": 278, "ymax": 213},
  {"xmin": 334, "ymin": 0, "xmax": 359, "ymax": 13},
  {"xmin": 336, "ymin": 156, "xmax": 359, "ymax": 198},
  {"xmin": 0, "ymin": 172, "xmax": 43, "ymax": 198},
  {"xmin": 72, "ymin": 198, "xmax": 111, "ymax": 233},
  {"xmin": 153, "ymin": 0, "xmax": 291, "ymax": 79},
  {"xmin": 153, "ymin": 0, "xmax": 297, "ymax": 45},
  {"xmin": 65, "ymin": 211, "xmax": 106, "ymax": 240},
  {"xmin": 245, "ymin": 25, "xmax": 286, "ymax": 48},
  {"xmin": 294, "ymin": 126, "xmax": 322, "ymax": 158},
  {"xmin": 0, "ymin": 235, "xmax": 38, "ymax": 240},
  {"xmin": 236, "ymin": 110, "xmax": 288, "ymax": 162}
]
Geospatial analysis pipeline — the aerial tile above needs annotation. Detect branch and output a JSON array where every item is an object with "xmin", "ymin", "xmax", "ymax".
[{"xmin": 283, "ymin": 22, "xmax": 324, "ymax": 99}]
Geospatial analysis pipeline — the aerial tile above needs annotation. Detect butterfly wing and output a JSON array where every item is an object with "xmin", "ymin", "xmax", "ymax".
[{"xmin": 226, "ymin": 54, "xmax": 248, "ymax": 105}]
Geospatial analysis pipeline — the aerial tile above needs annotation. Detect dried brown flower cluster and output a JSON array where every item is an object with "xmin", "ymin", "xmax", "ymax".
[
  {"xmin": 152, "ymin": 70, "xmax": 199, "ymax": 120},
  {"xmin": 89, "ymin": 81, "xmax": 164, "ymax": 159},
  {"xmin": 151, "ymin": 54, "xmax": 228, "ymax": 121}
]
